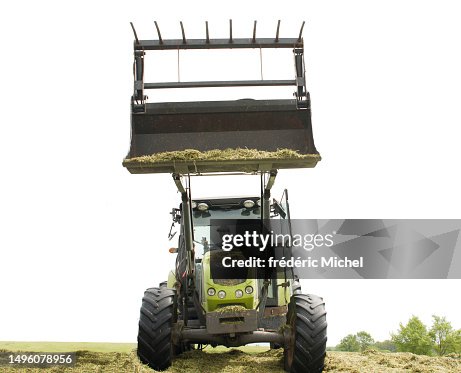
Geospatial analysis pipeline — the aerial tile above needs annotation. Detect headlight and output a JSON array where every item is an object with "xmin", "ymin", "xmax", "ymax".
[
  {"xmin": 245, "ymin": 286, "xmax": 253, "ymax": 294},
  {"xmin": 235, "ymin": 289, "xmax": 243, "ymax": 298},
  {"xmin": 197, "ymin": 202, "xmax": 209, "ymax": 211},
  {"xmin": 207, "ymin": 288, "xmax": 216, "ymax": 296},
  {"xmin": 243, "ymin": 200, "xmax": 255, "ymax": 209},
  {"xmin": 191, "ymin": 201, "xmax": 197, "ymax": 209},
  {"xmin": 217, "ymin": 290, "xmax": 226, "ymax": 299}
]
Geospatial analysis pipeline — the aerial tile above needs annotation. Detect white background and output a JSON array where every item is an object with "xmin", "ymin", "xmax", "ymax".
[{"xmin": 1, "ymin": 0, "xmax": 460, "ymax": 346}]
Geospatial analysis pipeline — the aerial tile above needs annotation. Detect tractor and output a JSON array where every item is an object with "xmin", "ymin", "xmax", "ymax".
[{"xmin": 124, "ymin": 20, "xmax": 327, "ymax": 372}]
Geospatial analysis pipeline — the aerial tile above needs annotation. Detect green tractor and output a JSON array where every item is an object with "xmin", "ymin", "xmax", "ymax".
[{"xmin": 125, "ymin": 21, "xmax": 327, "ymax": 372}]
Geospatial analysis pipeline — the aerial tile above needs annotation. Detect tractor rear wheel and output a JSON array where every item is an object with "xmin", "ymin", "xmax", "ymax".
[
  {"xmin": 284, "ymin": 294, "xmax": 327, "ymax": 372},
  {"xmin": 137, "ymin": 287, "xmax": 176, "ymax": 371}
]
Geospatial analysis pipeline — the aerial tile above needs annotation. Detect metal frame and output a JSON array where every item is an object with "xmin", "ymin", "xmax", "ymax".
[
  {"xmin": 177, "ymin": 328, "xmax": 288, "ymax": 347},
  {"xmin": 130, "ymin": 20, "xmax": 309, "ymax": 111},
  {"xmin": 135, "ymin": 38, "xmax": 303, "ymax": 50},
  {"xmin": 144, "ymin": 80, "xmax": 295, "ymax": 89},
  {"xmin": 173, "ymin": 174, "xmax": 194, "ymax": 275},
  {"xmin": 171, "ymin": 170, "xmax": 278, "ymax": 264},
  {"xmin": 262, "ymin": 170, "xmax": 277, "ymax": 220}
]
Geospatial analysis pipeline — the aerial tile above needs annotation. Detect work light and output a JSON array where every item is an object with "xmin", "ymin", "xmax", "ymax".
[
  {"xmin": 243, "ymin": 200, "xmax": 255, "ymax": 209},
  {"xmin": 197, "ymin": 202, "xmax": 209, "ymax": 211},
  {"xmin": 245, "ymin": 286, "xmax": 253, "ymax": 294}
]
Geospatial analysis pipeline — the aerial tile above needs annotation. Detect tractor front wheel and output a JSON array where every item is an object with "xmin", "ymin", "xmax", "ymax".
[
  {"xmin": 137, "ymin": 287, "xmax": 176, "ymax": 371},
  {"xmin": 284, "ymin": 294, "xmax": 327, "ymax": 372}
]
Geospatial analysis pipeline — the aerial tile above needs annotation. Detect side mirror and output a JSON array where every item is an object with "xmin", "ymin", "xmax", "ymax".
[
  {"xmin": 271, "ymin": 200, "xmax": 287, "ymax": 219},
  {"xmin": 168, "ymin": 207, "xmax": 181, "ymax": 240},
  {"xmin": 170, "ymin": 208, "xmax": 181, "ymax": 223}
]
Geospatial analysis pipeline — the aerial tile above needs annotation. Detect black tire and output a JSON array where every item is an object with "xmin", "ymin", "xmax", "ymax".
[
  {"xmin": 284, "ymin": 294, "xmax": 327, "ymax": 373},
  {"xmin": 137, "ymin": 287, "xmax": 176, "ymax": 371}
]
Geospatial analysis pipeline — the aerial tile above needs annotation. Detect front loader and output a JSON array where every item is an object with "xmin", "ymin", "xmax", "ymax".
[{"xmin": 124, "ymin": 21, "xmax": 327, "ymax": 373}]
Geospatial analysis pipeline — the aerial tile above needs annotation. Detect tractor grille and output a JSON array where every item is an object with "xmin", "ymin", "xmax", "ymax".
[{"xmin": 213, "ymin": 278, "xmax": 245, "ymax": 286}]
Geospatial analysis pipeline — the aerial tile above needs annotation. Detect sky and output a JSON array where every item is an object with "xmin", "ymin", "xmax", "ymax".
[{"xmin": 1, "ymin": 0, "xmax": 461, "ymax": 346}]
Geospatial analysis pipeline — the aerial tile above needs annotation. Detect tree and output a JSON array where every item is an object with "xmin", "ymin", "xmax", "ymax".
[
  {"xmin": 429, "ymin": 315, "xmax": 456, "ymax": 356},
  {"xmin": 453, "ymin": 330, "xmax": 461, "ymax": 353},
  {"xmin": 374, "ymin": 339, "xmax": 397, "ymax": 352},
  {"xmin": 391, "ymin": 316, "xmax": 433, "ymax": 355},
  {"xmin": 337, "ymin": 334, "xmax": 361, "ymax": 352},
  {"xmin": 356, "ymin": 331, "xmax": 375, "ymax": 351}
]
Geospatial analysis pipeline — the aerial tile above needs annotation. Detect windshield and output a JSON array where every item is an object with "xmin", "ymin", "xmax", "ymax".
[{"xmin": 192, "ymin": 205, "xmax": 261, "ymax": 259}]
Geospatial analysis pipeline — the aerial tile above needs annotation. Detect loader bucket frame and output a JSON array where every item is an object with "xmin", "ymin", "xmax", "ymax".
[{"xmin": 124, "ymin": 21, "xmax": 320, "ymax": 174}]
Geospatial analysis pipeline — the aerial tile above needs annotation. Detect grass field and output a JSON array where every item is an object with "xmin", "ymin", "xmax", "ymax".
[
  {"xmin": 0, "ymin": 341, "xmax": 135, "ymax": 353},
  {"xmin": 0, "ymin": 342, "xmax": 460, "ymax": 372}
]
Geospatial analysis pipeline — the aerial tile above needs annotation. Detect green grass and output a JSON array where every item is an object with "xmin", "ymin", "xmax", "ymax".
[{"xmin": 0, "ymin": 341, "xmax": 135, "ymax": 353}]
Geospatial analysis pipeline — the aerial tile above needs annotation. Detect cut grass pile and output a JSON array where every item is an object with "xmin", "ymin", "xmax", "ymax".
[
  {"xmin": 215, "ymin": 305, "xmax": 248, "ymax": 313},
  {"xmin": 325, "ymin": 349, "xmax": 461, "ymax": 373},
  {"xmin": 1, "ymin": 342, "xmax": 460, "ymax": 372},
  {"xmin": 124, "ymin": 148, "xmax": 321, "ymax": 164},
  {"xmin": 170, "ymin": 348, "xmax": 284, "ymax": 373}
]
